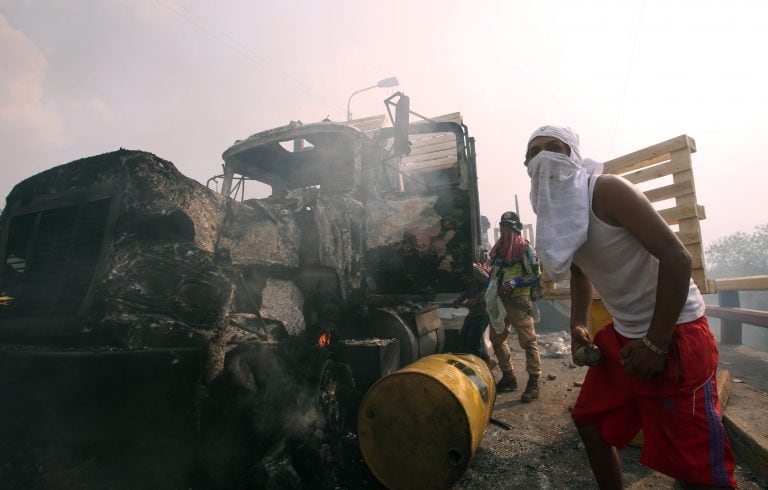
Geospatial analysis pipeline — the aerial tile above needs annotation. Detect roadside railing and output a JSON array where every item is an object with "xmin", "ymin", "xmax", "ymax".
[{"xmin": 705, "ymin": 275, "xmax": 768, "ymax": 345}]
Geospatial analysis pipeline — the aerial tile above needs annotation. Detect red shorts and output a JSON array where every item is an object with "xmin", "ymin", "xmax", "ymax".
[{"xmin": 571, "ymin": 317, "xmax": 736, "ymax": 487}]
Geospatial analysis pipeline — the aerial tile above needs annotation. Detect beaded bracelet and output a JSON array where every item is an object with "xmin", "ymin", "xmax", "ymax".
[{"xmin": 641, "ymin": 335, "xmax": 668, "ymax": 356}]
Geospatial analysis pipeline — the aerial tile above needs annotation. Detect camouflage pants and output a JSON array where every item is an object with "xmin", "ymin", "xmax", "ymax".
[{"xmin": 489, "ymin": 295, "xmax": 541, "ymax": 376}]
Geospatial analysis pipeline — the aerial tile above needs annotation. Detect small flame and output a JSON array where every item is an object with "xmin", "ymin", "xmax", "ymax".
[{"xmin": 317, "ymin": 331, "xmax": 331, "ymax": 347}]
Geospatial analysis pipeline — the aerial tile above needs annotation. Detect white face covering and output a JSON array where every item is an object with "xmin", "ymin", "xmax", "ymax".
[
  {"xmin": 526, "ymin": 126, "xmax": 602, "ymax": 282},
  {"xmin": 527, "ymin": 151, "xmax": 584, "ymax": 213}
]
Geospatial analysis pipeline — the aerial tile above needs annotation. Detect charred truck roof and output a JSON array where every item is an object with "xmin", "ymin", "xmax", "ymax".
[{"xmin": 222, "ymin": 121, "xmax": 364, "ymax": 195}]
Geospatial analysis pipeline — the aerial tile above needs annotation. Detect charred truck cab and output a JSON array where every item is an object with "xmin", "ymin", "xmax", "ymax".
[
  {"xmin": 216, "ymin": 96, "xmax": 481, "ymax": 365},
  {"xmin": 0, "ymin": 96, "xmax": 482, "ymax": 488}
]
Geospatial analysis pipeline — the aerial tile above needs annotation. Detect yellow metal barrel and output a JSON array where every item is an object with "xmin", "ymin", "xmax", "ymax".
[{"xmin": 357, "ymin": 353, "xmax": 496, "ymax": 490}]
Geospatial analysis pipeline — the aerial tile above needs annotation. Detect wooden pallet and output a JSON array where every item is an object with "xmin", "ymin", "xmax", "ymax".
[
  {"xmin": 401, "ymin": 112, "xmax": 462, "ymax": 171},
  {"xmin": 543, "ymin": 134, "xmax": 714, "ymax": 299},
  {"xmin": 347, "ymin": 112, "xmax": 464, "ymax": 172}
]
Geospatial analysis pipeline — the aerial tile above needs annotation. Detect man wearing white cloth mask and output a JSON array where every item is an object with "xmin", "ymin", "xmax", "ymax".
[{"xmin": 526, "ymin": 126, "xmax": 735, "ymax": 489}]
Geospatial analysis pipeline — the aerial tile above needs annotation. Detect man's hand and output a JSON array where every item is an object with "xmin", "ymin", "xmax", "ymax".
[
  {"xmin": 619, "ymin": 340, "xmax": 667, "ymax": 380},
  {"xmin": 499, "ymin": 279, "xmax": 515, "ymax": 298},
  {"xmin": 570, "ymin": 324, "xmax": 597, "ymax": 366},
  {"xmin": 452, "ymin": 298, "xmax": 463, "ymax": 308}
]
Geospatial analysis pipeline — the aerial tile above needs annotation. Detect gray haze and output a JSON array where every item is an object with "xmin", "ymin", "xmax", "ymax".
[{"xmin": 2, "ymin": 1, "xmax": 767, "ymax": 249}]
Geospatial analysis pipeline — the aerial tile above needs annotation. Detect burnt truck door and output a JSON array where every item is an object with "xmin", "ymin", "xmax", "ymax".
[{"xmin": 365, "ymin": 116, "xmax": 481, "ymax": 300}]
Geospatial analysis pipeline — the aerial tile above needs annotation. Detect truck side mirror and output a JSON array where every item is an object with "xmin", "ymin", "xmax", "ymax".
[{"xmin": 393, "ymin": 94, "xmax": 411, "ymax": 157}]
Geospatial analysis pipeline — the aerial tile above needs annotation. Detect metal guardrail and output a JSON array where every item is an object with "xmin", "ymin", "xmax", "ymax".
[
  {"xmin": 705, "ymin": 275, "xmax": 768, "ymax": 345},
  {"xmin": 542, "ymin": 275, "xmax": 768, "ymax": 346}
]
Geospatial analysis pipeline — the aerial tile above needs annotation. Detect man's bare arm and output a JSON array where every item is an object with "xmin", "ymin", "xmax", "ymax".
[
  {"xmin": 570, "ymin": 263, "xmax": 593, "ymax": 330},
  {"xmin": 570, "ymin": 263, "xmax": 596, "ymax": 364}
]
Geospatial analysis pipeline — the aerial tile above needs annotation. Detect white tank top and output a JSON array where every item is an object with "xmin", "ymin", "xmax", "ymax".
[{"xmin": 572, "ymin": 175, "xmax": 706, "ymax": 338}]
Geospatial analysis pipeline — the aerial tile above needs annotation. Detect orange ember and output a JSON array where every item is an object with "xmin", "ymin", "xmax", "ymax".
[{"xmin": 317, "ymin": 332, "xmax": 331, "ymax": 347}]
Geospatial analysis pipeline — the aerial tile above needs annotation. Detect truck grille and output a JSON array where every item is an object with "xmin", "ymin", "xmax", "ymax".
[{"xmin": 1, "ymin": 198, "xmax": 111, "ymax": 317}]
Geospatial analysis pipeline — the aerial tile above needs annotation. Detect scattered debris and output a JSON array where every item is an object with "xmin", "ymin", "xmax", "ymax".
[
  {"xmin": 539, "ymin": 331, "xmax": 571, "ymax": 358},
  {"xmin": 489, "ymin": 418, "xmax": 513, "ymax": 430}
]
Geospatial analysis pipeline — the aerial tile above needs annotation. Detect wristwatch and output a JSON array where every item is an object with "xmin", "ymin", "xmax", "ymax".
[{"xmin": 641, "ymin": 335, "xmax": 668, "ymax": 355}]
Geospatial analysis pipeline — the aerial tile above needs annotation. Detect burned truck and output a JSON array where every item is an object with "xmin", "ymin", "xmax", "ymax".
[{"xmin": 0, "ymin": 96, "xmax": 482, "ymax": 488}]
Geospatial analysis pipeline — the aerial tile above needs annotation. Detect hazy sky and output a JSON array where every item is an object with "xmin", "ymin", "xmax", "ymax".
[{"xmin": 2, "ymin": 0, "xmax": 766, "ymax": 252}]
